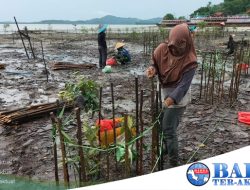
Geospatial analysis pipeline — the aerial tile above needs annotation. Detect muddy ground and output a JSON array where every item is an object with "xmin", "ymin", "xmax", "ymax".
[{"xmin": 0, "ymin": 31, "xmax": 250, "ymax": 184}]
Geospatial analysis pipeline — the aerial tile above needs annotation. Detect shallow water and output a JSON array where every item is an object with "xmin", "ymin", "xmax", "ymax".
[{"xmin": 0, "ymin": 89, "xmax": 29, "ymax": 104}]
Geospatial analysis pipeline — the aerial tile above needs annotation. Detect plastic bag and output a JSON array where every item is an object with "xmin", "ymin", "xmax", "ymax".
[
  {"xmin": 106, "ymin": 57, "xmax": 117, "ymax": 66},
  {"xmin": 238, "ymin": 112, "xmax": 250, "ymax": 125},
  {"xmin": 102, "ymin": 65, "xmax": 112, "ymax": 73}
]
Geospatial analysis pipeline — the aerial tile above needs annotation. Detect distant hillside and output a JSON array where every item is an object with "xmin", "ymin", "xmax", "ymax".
[
  {"xmin": 83, "ymin": 15, "xmax": 162, "ymax": 25},
  {"xmin": 84, "ymin": 15, "xmax": 139, "ymax": 24},
  {"xmin": 136, "ymin": 17, "xmax": 163, "ymax": 24},
  {"xmin": 0, "ymin": 15, "xmax": 162, "ymax": 25}
]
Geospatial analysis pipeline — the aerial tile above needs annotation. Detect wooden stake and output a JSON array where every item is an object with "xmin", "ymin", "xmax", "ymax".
[
  {"xmin": 50, "ymin": 112, "xmax": 59, "ymax": 185},
  {"xmin": 57, "ymin": 118, "xmax": 70, "ymax": 187},
  {"xmin": 139, "ymin": 90, "xmax": 144, "ymax": 175},
  {"xmin": 135, "ymin": 77, "xmax": 139, "ymax": 175},
  {"xmin": 75, "ymin": 108, "xmax": 87, "ymax": 185},
  {"xmin": 110, "ymin": 83, "xmax": 117, "ymax": 170},
  {"xmin": 104, "ymin": 129, "xmax": 110, "ymax": 181},
  {"xmin": 41, "ymin": 41, "xmax": 49, "ymax": 82},
  {"xmin": 124, "ymin": 114, "xmax": 130, "ymax": 177},
  {"xmin": 14, "ymin": 17, "xmax": 29, "ymax": 59}
]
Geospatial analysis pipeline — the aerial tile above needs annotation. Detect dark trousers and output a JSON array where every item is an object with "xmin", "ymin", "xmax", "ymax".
[
  {"xmin": 161, "ymin": 107, "xmax": 185, "ymax": 166},
  {"xmin": 98, "ymin": 46, "xmax": 107, "ymax": 68}
]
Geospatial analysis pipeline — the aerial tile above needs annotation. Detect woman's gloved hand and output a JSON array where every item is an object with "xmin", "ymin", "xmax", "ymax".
[
  {"xmin": 146, "ymin": 66, "xmax": 156, "ymax": 78},
  {"xmin": 164, "ymin": 97, "xmax": 175, "ymax": 107}
]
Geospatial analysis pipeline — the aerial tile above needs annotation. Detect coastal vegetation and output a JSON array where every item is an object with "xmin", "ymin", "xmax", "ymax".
[{"xmin": 190, "ymin": 0, "xmax": 250, "ymax": 17}]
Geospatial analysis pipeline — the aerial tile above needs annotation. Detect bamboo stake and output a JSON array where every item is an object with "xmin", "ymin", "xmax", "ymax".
[
  {"xmin": 235, "ymin": 63, "xmax": 242, "ymax": 99},
  {"xmin": 151, "ymin": 90, "xmax": 156, "ymax": 171},
  {"xmin": 14, "ymin": 17, "xmax": 29, "ymax": 59},
  {"xmin": 220, "ymin": 55, "xmax": 226, "ymax": 102},
  {"xmin": 218, "ymin": 55, "xmax": 227, "ymax": 102},
  {"xmin": 25, "ymin": 27, "xmax": 36, "ymax": 59},
  {"xmin": 199, "ymin": 53, "xmax": 206, "ymax": 99},
  {"xmin": 124, "ymin": 114, "xmax": 130, "ymax": 178},
  {"xmin": 104, "ymin": 129, "xmax": 110, "ymax": 181},
  {"xmin": 98, "ymin": 87, "xmax": 102, "ymax": 178},
  {"xmin": 50, "ymin": 112, "xmax": 59, "ymax": 185},
  {"xmin": 135, "ymin": 77, "xmax": 139, "ymax": 175},
  {"xmin": 205, "ymin": 53, "xmax": 213, "ymax": 102},
  {"xmin": 150, "ymin": 76, "xmax": 156, "ymax": 171},
  {"xmin": 98, "ymin": 87, "xmax": 103, "ymax": 144},
  {"xmin": 41, "ymin": 41, "xmax": 49, "ymax": 82},
  {"xmin": 110, "ymin": 83, "xmax": 117, "ymax": 170},
  {"xmin": 75, "ymin": 108, "xmax": 87, "ymax": 185},
  {"xmin": 211, "ymin": 53, "xmax": 216, "ymax": 105},
  {"xmin": 229, "ymin": 53, "xmax": 237, "ymax": 105},
  {"xmin": 57, "ymin": 118, "xmax": 70, "ymax": 187},
  {"xmin": 139, "ymin": 90, "xmax": 144, "ymax": 175},
  {"xmin": 158, "ymin": 84, "xmax": 164, "ymax": 170},
  {"xmin": 204, "ymin": 54, "xmax": 208, "ymax": 98},
  {"xmin": 155, "ymin": 91, "xmax": 161, "ymax": 171},
  {"xmin": 158, "ymin": 83, "xmax": 162, "ymax": 110}
]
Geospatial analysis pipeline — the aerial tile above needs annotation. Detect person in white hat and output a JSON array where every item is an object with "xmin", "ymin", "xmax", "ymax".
[
  {"xmin": 98, "ymin": 24, "xmax": 108, "ymax": 68},
  {"xmin": 114, "ymin": 42, "xmax": 131, "ymax": 65}
]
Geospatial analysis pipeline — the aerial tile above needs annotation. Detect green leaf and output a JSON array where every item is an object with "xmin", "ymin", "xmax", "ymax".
[
  {"xmin": 58, "ymin": 105, "xmax": 65, "ymax": 119},
  {"xmin": 61, "ymin": 130, "xmax": 74, "ymax": 143},
  {"xmin": 51, "ymin": 123, "xmax": 57, "ymax": 138},
  {"xmin": 66, "ymin": 157, "xmax": 79, "ymax": 164},
  {"xmin": 89, "ymin": 149, "xmax": 99, "ymax": 157},
  {"xmin": 127, "ymin": 116, "xmax": 134, "ymax": 129},
  {"xmin": 116, "ymin": 145, "xmax": 125, "ymax": 162},
  {"xmin": 84, "ymin": 123, "xmax": 98, "ymax": 146},
  {"xmin": 128, "ymin": 146, "xmax": 133, "ymax": 165}
]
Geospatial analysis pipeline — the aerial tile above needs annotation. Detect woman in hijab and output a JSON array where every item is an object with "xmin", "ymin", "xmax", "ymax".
[{"xmin": 146, "ymin": 23, "xmax": 197, "ymax": 168}]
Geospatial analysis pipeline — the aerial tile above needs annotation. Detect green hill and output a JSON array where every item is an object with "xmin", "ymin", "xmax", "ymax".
[
  {"xmin": 191, "ymin": 0, "xmax": 250, "ymax": 17},
  {"xmin": 79, "ymin": 15, "xmax": 161, "ymax": 25}
]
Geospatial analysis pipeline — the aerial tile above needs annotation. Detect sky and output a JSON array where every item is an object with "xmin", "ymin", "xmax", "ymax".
[{"xmin": 0, "ymin": 0, "xmax": 224, "ymax": 22}]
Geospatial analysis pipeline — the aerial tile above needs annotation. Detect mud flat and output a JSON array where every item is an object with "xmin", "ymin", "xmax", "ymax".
[{"xmin": 0, "ymin": 30, "xmax": 249, "ymax": 184}]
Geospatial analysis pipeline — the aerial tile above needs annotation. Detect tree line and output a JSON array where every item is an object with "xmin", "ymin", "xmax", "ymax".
[
  {"xmin": 190, "ymin": 0, "xmax": 250, "ymax": 17},
  {"xmin": 163, "ymin": 0, "xmax": 250, "ymax": 20}
]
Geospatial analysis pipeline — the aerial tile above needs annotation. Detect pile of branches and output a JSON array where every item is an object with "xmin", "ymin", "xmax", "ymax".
[
  {"xmin": 52, "ymin": 61, "xmax": 96, "ymax": 70},
  {"xmin": 0, "ymin": 101, "xmax": 73, "ymax": 125}
]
